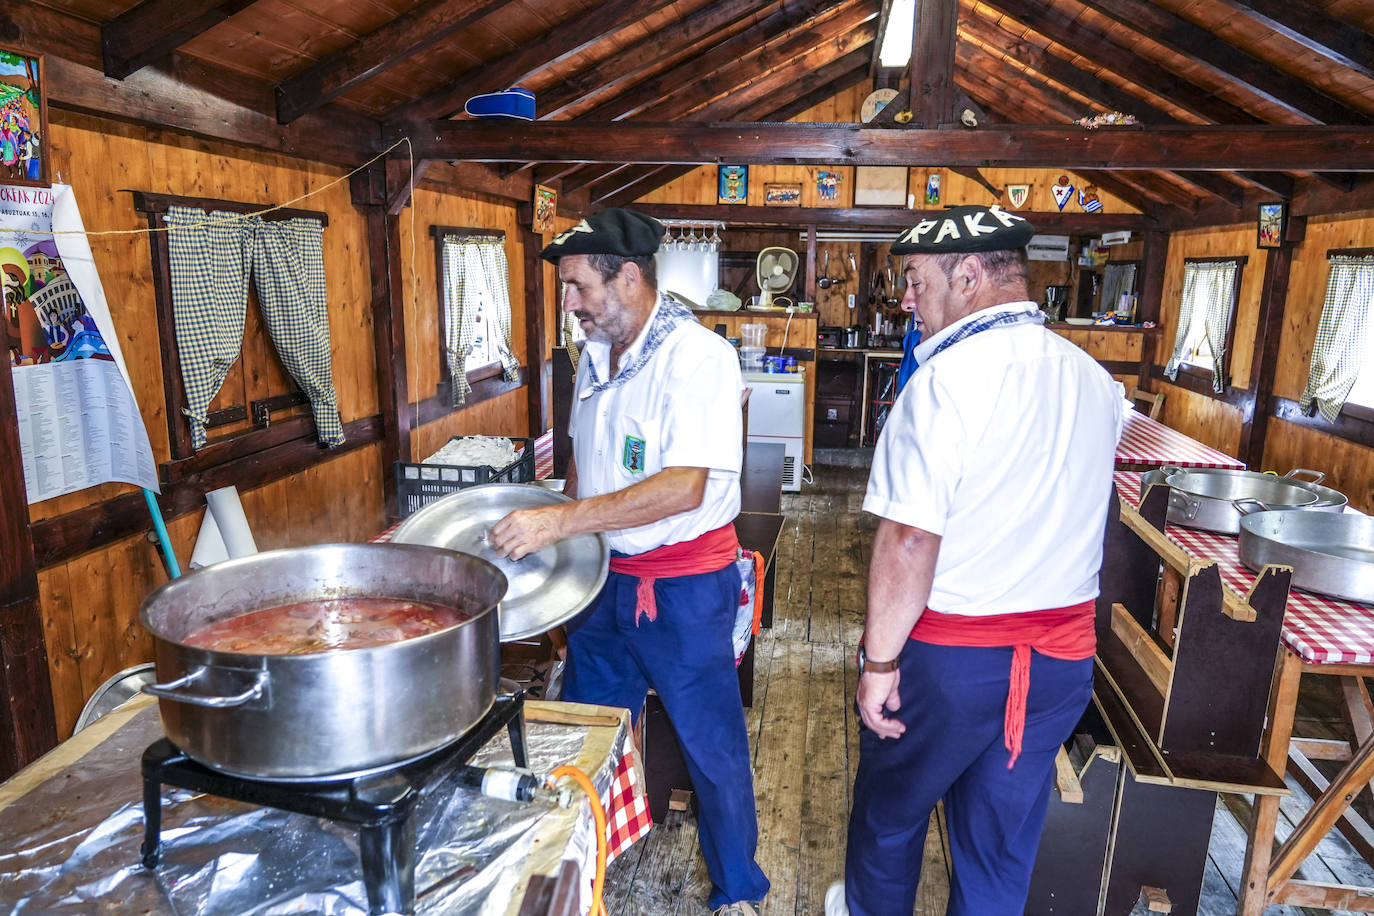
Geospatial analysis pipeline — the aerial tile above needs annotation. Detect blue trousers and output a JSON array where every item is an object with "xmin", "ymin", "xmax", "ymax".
[
  {"xmin": 562, "ymin": 565, "xmax": 770, "ymax": 909},
  {"xmin": 844, "ymin": 640, "xmax": 1093, "ymax": 916}
]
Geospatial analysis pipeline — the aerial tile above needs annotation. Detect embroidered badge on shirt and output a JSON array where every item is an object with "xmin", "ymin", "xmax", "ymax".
[{"xmin": 623, "ymin": 435, "xmax": 646, "ymax": 473}]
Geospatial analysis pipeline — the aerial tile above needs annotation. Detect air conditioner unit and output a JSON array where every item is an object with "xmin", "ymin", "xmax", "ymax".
[
  {"xmin": 1102, "ymin": 230, "xmax": 1133, "ymax": 246},
  {"xmin": 1027, "ymin": 234, "xmax": 1070, "ymax": 261},
  {"xmin": 743, "ymin": 370, "xmax": 805, "ymax": 492}
]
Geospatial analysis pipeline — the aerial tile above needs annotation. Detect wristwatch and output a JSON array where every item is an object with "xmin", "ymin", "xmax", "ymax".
[{"xmin": 856, "ymin": 645, "xmax": 901, "ymax": 673}]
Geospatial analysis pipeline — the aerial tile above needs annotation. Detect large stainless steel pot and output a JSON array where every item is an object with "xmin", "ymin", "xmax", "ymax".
[
  {"xmin": 1158, "ymin": 467, "xmax": 1323, "ymax": 535},
  {"xmin": 139, "ymin": 543, "xmax": 506, "ymax": 781},
  {"xmin": 1238, "ymin": 510, "xmax": 1374, "ymax": 604}
]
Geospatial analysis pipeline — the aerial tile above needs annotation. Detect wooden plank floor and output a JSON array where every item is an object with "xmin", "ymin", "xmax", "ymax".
[{"xmin": 602, "ymin": 459, "xmax": 1374, "ymax": 916}]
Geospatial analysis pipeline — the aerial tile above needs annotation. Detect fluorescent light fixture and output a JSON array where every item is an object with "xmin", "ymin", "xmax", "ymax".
[{"xmin": 879, "ymin": 0, "xmax": 916, "ymax": 68}]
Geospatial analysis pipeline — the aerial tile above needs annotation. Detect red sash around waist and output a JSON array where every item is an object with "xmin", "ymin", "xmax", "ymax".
[
  {"xmin": 608, "ymin": 523, "xmax": 740, "ymax": 625},
  {"xmin": 910, "ymin": 600, "xmax": 1096, "ymax": 768}
]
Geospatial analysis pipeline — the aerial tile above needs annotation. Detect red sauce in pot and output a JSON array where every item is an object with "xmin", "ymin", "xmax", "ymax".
[{"xmin": 184, "ymin": 597, "xmax": 470, "ymax": 655}]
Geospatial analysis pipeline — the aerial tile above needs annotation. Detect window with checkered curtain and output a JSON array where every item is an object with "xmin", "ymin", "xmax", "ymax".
[
  {"xmin": 1301, "ymin": 253, "xmax": 1374, "ymax": 421},
  {"xmin": 439, "ymin": 233, "xmax": 520, "ymax": 406},
  {"xmin": 1164, "ymin": 258, "xmax": 1242, "ymax": 394}
]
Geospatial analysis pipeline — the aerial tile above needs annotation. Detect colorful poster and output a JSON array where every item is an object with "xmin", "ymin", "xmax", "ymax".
[
  {"xmin": 3, "ymin": 183, "xmax": 158, "ymax": 502},
  {"xmin": 0, "ymin": 49, "xmax": 46, "ymax": 186},
  {"xmin": 718, "ymin": 165, "xmax": 748, "ymax": 205},
  {"xmin": 532, "ymin": 184, "xmax": 556, "ymax": 233},
  {"xmin": 925, "ymin": 172, "xmax": 941, "ymax": 206},
  {"xmin": 815, "ymin": 170, "xmax": 842, "ymax": 204}
]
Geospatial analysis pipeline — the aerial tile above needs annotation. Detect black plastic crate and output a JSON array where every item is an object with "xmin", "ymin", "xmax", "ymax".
[{"xmin": 394, "ymin": 436, "xmax": 536, "ymax": 518}]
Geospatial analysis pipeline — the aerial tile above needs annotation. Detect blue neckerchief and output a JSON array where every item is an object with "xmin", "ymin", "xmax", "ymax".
[
  {"xmin": 584, "ymin": 294, "xmax": 694, "ymax": 393},
  {"xmin": 896, "ymin": 322, "xmax": 923, "ymax": 392},
  {"xmin": 915, "ymin": 307, "xmax": 1045, "ymax": 370}
]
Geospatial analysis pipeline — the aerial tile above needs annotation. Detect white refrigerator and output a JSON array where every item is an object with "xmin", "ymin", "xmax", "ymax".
[{"xmin": 742, "ymin": 370, "xmax": 805, "ymax": 491}]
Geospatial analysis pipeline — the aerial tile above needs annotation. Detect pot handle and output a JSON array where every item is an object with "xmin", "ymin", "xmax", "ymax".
[
  {"xmin": 144, "ymin": 666, "xmax": 268, "ymax": 708},
  {"xmin": 1168, "ymin": 489, "xmax": 1201, "ymax": 520},
  {"xmin": 1284, "ymin": 468, "xmax": 1326, "ymax": 486},
  {"xmin": 1233, "ymin": 497, "xmax": 1272, "ymax": 516}
]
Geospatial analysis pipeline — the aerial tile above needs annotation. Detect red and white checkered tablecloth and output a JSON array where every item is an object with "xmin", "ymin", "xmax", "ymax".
[
  {"xmin": 1115, "ymin": 410, "xmax": 1245, "ymax": 470},
  {"xmin": 1114, "ymin": 470, "xmax": 1374, "ymax": 664},
  {"xmin": 534, "ymin": 430, "xmax": 553, "ymax": 480},
  {"xmin": 606, "ymin": 746, "xmax": 652, "ymax": 862}
]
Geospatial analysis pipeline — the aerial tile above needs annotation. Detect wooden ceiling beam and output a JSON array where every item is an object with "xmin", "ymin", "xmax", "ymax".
[
  {"xmin": 1208, "ymin": 0, "xmax": 1374, "ymax": 83},
  {"xmin": 274, "ymin": 0, "xmax": 511, "ymax": 125},
  {"xmin": 960, "ymin": 15, "xmax": 1246, "ymax": 206},
  {"xmin": 631, "ymin": 203, "xmax": 1159, "ymax": 232},
  {"xmin": 952, "ymin": 64, "xmax": 1191, "ymax": 211},
  {"xmin": 562, "ymin": 163, "xmax": 634, "ymax": 195},
  {"xmin": 537, "ymin": 0, "xmax": 810, "ymax": 121},
  {"xmin": 391, "ymin": 0, "xmax": 681, "ymax": 122},
  {"xmin": 975, "ymin": 0, "xmax": 1342, "ymax": 196},
  {"xmin": 588, "ymin": 165, "xmax": 673, "ymax": 205},
  {"xmin": 101, "ymin": 0, "xmax": 256, "ymax": 79},
  {"xmin": 1073, "ymin": 0, "xmax": 1372, "ymax": 126},
  {"xmin": 579, "ymin": 0, "xmax": 873, "ymax": 123},
  {"xmin": 399, "ymin": 121, "xmax": 1374, "ymax": 171}
]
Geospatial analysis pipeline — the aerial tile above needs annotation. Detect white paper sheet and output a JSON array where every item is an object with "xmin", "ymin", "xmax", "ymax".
[{"xmin": 3, "ymin": 183, "xmax": 158, "ymax": 503}]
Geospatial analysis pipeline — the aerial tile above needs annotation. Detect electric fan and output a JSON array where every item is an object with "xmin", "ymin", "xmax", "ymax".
[{"xmin": 753, "ymin": 247, "xmax": 799, "ymax": 310}]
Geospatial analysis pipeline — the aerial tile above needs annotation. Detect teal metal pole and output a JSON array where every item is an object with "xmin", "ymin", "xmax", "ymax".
[{"xmin": 142, "ymin": 488, "xmax": 181, "ymax": 579}]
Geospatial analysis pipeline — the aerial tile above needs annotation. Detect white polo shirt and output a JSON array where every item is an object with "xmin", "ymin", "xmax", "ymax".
[
  {"xmin": 570, "ymin": 302, "xmax": 743, "ymax": 555},
  {"xmin": 864, "ymin": 301, "xmax": 1124, "ymax": 615}
]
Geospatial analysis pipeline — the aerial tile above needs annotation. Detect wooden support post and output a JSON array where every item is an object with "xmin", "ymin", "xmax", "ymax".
[
  {"xmin": 1238, "ymin": 649, "xmax": 1303, "ymax": 915},
  {"xmin": 1238, "ymin": 216, "xmax": 1304, "ymax": 468},
  {"xmin": 910, "ymin": 0, "xmax": 958, "ymax": 128},
  {"xmin": 351, "ymin": 163, "xmax": 411, "ymax": 511},
  {"xmin": 0, "ymin": 314, "xmax": 58, "ymax": 780},
  {"xmin": 519, "ymin": 205, "xmax": 548, "ymax": 437},
  {"xmin": 1269, "ymin": 731, "xmax": 1374, "ymax": 895}
]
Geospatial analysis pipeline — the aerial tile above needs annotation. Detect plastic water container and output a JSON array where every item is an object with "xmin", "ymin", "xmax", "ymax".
[
  {"xmin": 740, "ymin": 346, "xmax": 765, "ymax": 371},
  {"xmin": 739, "ymin": 323, "xmax": 767, "ymax": 349}
]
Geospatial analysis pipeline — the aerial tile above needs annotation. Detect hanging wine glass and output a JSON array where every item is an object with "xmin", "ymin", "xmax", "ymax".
[{"xmin": 708, "ymin": 225, "xmax": 722, "ymax": 251}]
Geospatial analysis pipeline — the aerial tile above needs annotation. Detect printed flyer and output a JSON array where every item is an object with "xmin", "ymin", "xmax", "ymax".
[{"xmin": 3, "ymin": 183, "xmax": 157, "ymax": 502}]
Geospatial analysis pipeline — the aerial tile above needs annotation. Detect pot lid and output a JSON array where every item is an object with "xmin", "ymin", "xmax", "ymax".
[{"xmin": 390, "ymin": 484, "xmax": 610, "ymax": 642}]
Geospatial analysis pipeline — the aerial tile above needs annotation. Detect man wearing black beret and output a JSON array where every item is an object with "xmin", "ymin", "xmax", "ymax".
[
  {"xmin": 828, "ymin": 205, "xmax": 1123, "ymax": 916},
  {"xmin": 491, "ymin": 208, "xmax": 769, "ymax": 916}
]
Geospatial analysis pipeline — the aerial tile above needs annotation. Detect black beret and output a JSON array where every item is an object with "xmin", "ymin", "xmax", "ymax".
[
  {"xmin": 890, "ymin": 205, "xmax": 1035, "ymax": 255},
  {"xmin": 540, "ymin": 208, "xmax": 664, "ymax": 262}
]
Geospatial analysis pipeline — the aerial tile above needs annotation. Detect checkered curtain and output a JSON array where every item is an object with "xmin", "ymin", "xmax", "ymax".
[
  {"xmin": 442, "ymin": 235, "xmax": 519, "ymax": 405},
  {"xmin": 246, "ymin": 216, "xmax": 344, "ymax": 446},
  {"xmin": 1299, "ymin": 254, "xmax": 1374, "ymax": 422},
  {"xmin": 165, "ymin": 207, "xmax": 343, "ymax": 449},
  {"xmin": 1164, "ymin": 260, "xmax": 1239, "ymax": 393},
  {"xmin": 558, "ymin": 281, "xmax": 581, "ymax": 372},
  {"xmin": 165, "ymin": 205, "xmax": 253, "ymax": 450}
]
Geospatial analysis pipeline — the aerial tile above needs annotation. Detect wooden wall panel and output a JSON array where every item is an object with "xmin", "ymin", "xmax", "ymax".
[
  {"xmin": 1262, "ymin": 418, "xmax": 1374, "ymax": 514},
  {"xmin": 1156, "ymin": 382, "xmax": 1243, "ymax": 458},
  {"xmin": 1053, "ymin": 328, "xmax": 1145, "ymax": 362},
  {"xmin": 36, "ymin": 566, "xmax": 80, "ymax": 739}
]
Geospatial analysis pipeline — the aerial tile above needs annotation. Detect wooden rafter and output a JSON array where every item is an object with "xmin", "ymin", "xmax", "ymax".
[
  {"xmin": 390, "ymin": 0, "xmax": 682, "ymax": 122},
  {"xmin": 953, "ymin": 66, "xmax": 1183, "ymax": 212},
  {"xmin": 1074, "ymin": 0, "xmax": 1372, "ymax": 126},
  {"xmin": 973, "ymin": 0, "xmax": 1353, "ymax": 191},
  {"xmin": 580, "ymin": 0, "xmax": 875, "ymax": 123},
  {"xmin": 543, "ymin": 0, "xmax": 834, "ymax": 122},
  {"xmin": 958, "ymin": 16, "xmax": 1244, "ymax": 207},
  {"xmin": 732, "ymin": 52, "xmax": 872, "ymax": 122},
  {"xmin": 101, "ymin": 0, "xmax": 256, "ymax": 79},
  {"xmin": 274, "ymin": 0, "xmax": 511, "ymax": 125},
  {"xmin": 1209, "ymin": 0, "xmax": 1374, "ymax": 82},
  {"xmin": 399, "ymin": 121, "xmax": 1374, "ymax": 170}
]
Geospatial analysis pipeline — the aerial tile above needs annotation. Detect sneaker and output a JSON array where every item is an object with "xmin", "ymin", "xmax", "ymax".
[
  {"xmin": 711, "ymin": 902, "xmax": 760, "ymax": 916},
  {"xmin": 824, "ymin": 881, "xmax": 849, "ymax": 916}
]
